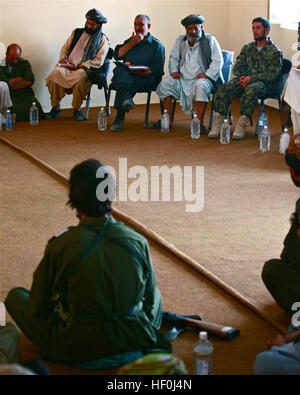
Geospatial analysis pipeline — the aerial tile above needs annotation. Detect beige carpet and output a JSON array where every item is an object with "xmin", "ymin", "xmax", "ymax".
[{"xmin": 0, "ymin": 100, "xmax": 298, "ymax": 374}]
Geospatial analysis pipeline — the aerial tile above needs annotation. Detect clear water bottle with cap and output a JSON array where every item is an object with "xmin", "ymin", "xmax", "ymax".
[
  {"xmin": 220, "ymin": 118, "xmax": 230, "ymax": 144},
  {"xmin": 161, "ymin": 109, "xmax": 170, "ymax": 133},
  {"xmin": 193, "ymin": 331, "xmax": 214, "ymax": 375},
  {"xmin": 257, "ymin": 109, "xmax": 268, "ymax": 140},
  {"xmin": 259, "ymin": 125, "xmax": 271, "ymax": 152},
  {"xmin": 29, "ymin": 102, "xmax": 39, "ymax": 125},
  {"xmin": 191, "ymin": 114, "xmax": 200, "ymax": 139},
  {"xmin": 6, "ymin": 110, "xmax": 13, "ymax": 131},
  {"xmin": 279, "ymin": 128, "xmax": 290, "ymax": 155},
  {"xmin": 97, "ymin": 107, "xmax": 107, "ymax": 131}
]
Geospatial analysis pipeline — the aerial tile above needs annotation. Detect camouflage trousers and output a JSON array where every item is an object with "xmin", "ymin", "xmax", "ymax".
[{"xmin": 214, "ymin": 78, "xmax": 269, "ymax": 118}]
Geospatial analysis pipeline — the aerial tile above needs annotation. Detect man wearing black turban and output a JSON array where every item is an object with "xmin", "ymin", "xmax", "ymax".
[
  {"xmin": 45, "ymin": 9, "xmax": 109, "ymax": 121},
  {"xmin": 152, "ymin": 14, "xmax": 223, "ymax": 132}
]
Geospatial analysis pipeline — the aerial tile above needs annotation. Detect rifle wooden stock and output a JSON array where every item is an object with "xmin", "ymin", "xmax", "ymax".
[{"xmin": 183, "ymin": 318, "xmax": 240, "ymax": 340}]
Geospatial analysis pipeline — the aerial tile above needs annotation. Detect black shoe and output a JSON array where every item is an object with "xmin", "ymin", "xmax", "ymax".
[
  {"xmin": 110, "ymin": 119, "xmax": 124, "ymax": 132},
  {"xmin": 149, "ymin": 120, "xmax": 173, "ymax": 129},
  {"xmin": 47, "ymin": 108, "xmax": 61, "ymax": 120},
  {"xmin": 73, "ymin": 109, "xmax": 86, "ymax": 121},
  {"xmin": 122, "ymin": 98, "xmax": 135, "ymax": 112},
  {"xmin": 200, "ymin": 125, "xmax": 207, "ymax": 135}
]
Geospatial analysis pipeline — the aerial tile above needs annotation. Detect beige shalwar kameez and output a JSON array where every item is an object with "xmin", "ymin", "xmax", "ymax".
[{"xmin": 46, "ymin": 30, "xmax": 109, "ymax": 109}]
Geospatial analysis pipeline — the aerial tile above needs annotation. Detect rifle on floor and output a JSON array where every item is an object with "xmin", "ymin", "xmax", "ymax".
[{"xmin": 162, "ymin": 311, "xmax": 240, "ymax": 341}]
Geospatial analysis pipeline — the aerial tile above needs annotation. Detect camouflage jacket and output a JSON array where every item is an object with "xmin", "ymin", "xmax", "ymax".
[{"xmin": 233, "ymin": 38, "xmax": 282, "ymax": 86}]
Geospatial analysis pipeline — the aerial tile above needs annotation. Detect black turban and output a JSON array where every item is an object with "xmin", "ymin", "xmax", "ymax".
[
  {"xmin": 85, "ymin": 8, "xmax": 107, "ymax": 24},
  {"xmin": 181, "ymin": 14, "xmax": 205, "ymax": 26}
]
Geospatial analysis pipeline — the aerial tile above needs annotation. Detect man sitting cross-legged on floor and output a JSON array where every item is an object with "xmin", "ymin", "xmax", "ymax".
[
  {"xmin": 5, "ymin": 159, "xmax": 171, "ymax": 368},
  {"xmin": 254, "ymin": 134, "xmax": 300, "ymax": 375},
  {"xmin": 261, "ymin": 134, "xmax": 300, "ymax": 316}
]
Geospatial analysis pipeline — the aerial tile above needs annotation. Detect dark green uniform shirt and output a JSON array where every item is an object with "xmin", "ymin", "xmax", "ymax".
[
  {"xmin": 233, "ymin": 38, "xmax": 282, "ymax": 90},
  {"xmin": 0, "ymin": 58, "xmax": 44, "ymax": 121},
  {"xmin": 28, "ymin": 215, "xmax": 171, "ymax": 363}
]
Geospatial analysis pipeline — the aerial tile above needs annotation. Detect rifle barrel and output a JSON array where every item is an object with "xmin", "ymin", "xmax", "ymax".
[{"xmin": 184, "ymin": 318, "xmax": 240, "ymax": 340}]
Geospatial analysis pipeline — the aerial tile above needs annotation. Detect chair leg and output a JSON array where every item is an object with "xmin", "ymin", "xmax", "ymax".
[
  {"xmin": 85, "ymin": 92, "xmax": 91, "ymax": 120},
  {"xmin": 254, "ymin": 101, "xmax": 264, "ymax": 135},
  {"xmin": 278, "ymin": 97, "xmax": 284, "ymax": 132},
  {"xmin": 159, "ymin": 100, "xmax": 164, "ymax": 114},
  {"xmin": 144, "ymin": 91, "xmax": 152, "ymax": 128},
  {"xmin": 104, "ymin": 88, "xmax": 111, "ymax": 116},
  {"xmin": 228, "ymin": 105, "xmax": 233, "ymax": 125},
  {"xmin": 171, "ymin": 99, "xmax": 176, "ymax": 123},
  {"xmin": 107, "ymin": 87, "xmax": 112, "ymax": 116},
  {"xmin": 208, "ymin": 95, "xmax": 215, "ymax": 130}
]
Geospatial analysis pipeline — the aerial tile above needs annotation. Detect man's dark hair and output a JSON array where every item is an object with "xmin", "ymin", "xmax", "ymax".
[
  {"xmin": 67, "ymin": 159, "xmax": 113, "ymax": 217},
  {"xmin": 135, "ymin": 14, "xmax": 150, "ymax": 23},
  {"xmin": 252, "ymin": 17, "xmax": 271, "ymax": 30}
]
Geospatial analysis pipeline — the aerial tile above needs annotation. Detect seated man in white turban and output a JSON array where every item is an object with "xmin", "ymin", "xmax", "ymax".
[{"xmin": 151, "ymin": 14, "xmax": 223, "ymax": 133}]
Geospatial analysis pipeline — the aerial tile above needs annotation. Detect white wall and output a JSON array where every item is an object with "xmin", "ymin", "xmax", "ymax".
[
  {"xmin": 0, "ymin": 0, "xmax": 297, "ymax": 111},
  {"xmin": 228, "ymin": 0, "xmax": 298, "ymax": 62},
  {"xmin": 0, "ymin": 0, "xmax": 229, "ymax": 111},
  {"xmin": 227, "ymin": 0, "xmax": 299, "ymax": 108}
]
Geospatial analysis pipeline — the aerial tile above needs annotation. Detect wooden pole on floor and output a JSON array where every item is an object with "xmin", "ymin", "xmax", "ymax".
[{"xmin": 0, "ymin": 136, "xmax": 288, "ymax": 335}]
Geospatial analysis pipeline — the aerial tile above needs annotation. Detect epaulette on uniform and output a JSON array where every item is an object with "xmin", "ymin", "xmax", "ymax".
[{"xmin": 48, "ymin": 228, "xmax": 70, "ymax": 243}]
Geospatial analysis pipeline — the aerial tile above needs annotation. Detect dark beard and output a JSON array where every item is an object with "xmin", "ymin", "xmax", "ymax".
[
  {"xmin": 85, "ymin": 26, "xmax": 98, "ymax": 35},
  {"xmin": 255, "ymin": 33, "xmax": 267, "ymax": 42}
]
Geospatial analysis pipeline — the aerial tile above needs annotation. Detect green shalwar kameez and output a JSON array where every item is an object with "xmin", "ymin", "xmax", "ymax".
[
  {"xmin": 5, "ymin": 216, "xmax": 171, "ymax": 366},
  {"xmin": 0, "ymin": 58, "xmax": 44, "ymax": 121}
]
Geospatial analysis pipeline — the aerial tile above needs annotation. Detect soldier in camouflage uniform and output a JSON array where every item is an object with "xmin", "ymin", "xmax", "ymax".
[{"xmin": 209, "ymin": 17, "xmax": 282, "ymax": 140}]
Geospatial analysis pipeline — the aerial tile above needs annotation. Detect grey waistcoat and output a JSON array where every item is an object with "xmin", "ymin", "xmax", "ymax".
[{"xmin": 178, "ymin": 31, "xmax": 223, "ymax": 90}]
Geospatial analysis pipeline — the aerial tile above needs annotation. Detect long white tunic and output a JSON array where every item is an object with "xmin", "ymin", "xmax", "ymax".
[
  {"xmin": 284, "ymin": 67, "xmax": 300, "ymax": 134},
  {"xmin": 157, "ymin": 34, "xmax": 223, "ymax": 113}
]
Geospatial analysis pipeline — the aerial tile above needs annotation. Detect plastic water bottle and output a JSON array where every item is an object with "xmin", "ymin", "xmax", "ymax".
[
  {"xmin": 97, "ymin": 107, "xmax": 107, "ymax": 131},
  {"xmin": 0, "ymin": 113, "xmax": 2, "ymax": 131},
  {"xmin": 29, "ymin": 102, "xmax": 39, "ymax": 125},
  {"xmin": 279, "ymin": 128, "xmax": 290, "ymax": 155},
  {"xmin": 161, "ymin": 109, "xmax": 170, "ymax": 133},
  {"xmin": 220, "ymin": 119, "xmax": 230, "ymax": 144},
  {"xmin": 191, "ymin": 114, "xmax": 200, "ymax": 139},
  {"xmin": 193, "ymin": 331, "xmax": 213, "ymax": 375},
  {"xmin": 260, "ymin": 125, "xmax": 271, "ymax": 152},
  {"xmin": 257, "ymin": 109, "xmax": 268, "ymax": 140},
  {"xmin": 6, "ymin": 110, "xmax": 13, "ymax": 131}
]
